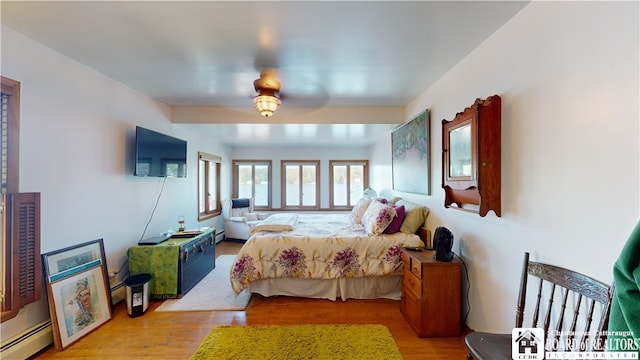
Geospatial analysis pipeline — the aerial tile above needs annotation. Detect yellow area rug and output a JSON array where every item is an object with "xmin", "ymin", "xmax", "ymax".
[{"xmin": 190, "ymin": 324, "xmax": 403, "ymax": 360}]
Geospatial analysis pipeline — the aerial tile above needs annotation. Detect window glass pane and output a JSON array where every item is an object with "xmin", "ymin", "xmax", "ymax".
[
  {"xmin": 198, "ymin": 159, "xmax": 205, "ymax": 213},
  {"xmin": 350, "ymin": 165, "xmax": 364, "ymax": 205},
  {"xmin": 233, "ymin": 160, "xmax": 271, "ymax": 208},
  {"xmin": 285, "ymin": 165, "xmax": 300, "ymax": 206},
  {"xmin": 302, "ymin": 165, "xmax": 316, "ymax": 206},
  {"xmin": 208, "ymin": 162, "xmax": 217, "ymax": 211},
  {"xmin": 254, "ymin": 165, "xmax": 268, "ymax": 207},
  {"xmin": 238, "ymin": 164, "xmax": 252, "ymax": 199},
  {"xmin": 333, "ymin": 165, "xmax": 347, "ymax": 206},
  {"xmin": 198, "ymin": 152, "xmax": 221, "ymax": 219}
]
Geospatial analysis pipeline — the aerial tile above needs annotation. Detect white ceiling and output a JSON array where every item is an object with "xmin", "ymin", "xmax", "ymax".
[{"xmin": 1, "ymin": 1, "xmax": 528, "ymax": 145}]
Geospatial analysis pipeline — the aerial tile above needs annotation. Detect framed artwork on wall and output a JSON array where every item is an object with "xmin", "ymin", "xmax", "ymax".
[{"xmin": 392, "ymin": 109, "xmax": 431, "ymax": 195}]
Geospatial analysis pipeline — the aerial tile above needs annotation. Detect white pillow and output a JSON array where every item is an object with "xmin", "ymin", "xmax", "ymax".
[
  {"xmin": 361, "ymin": 200, "xmax": 397, "ymax": 235},
  {"xmin": 244, "ymin": 212, "xmax": 258, "ymax": 221},
  {"xmin": 350, "ymin": 197, "xmax": 373, "ymax": 224}
]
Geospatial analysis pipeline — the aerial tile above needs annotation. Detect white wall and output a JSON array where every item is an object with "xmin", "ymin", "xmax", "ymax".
[
  {"xmin": 231, "ymin": 145, "xmax": 371, "ymax": 208},
  {"xmin": 375, "ymin": 2, "xmax": 639, "ymax": 332},
  {"xmin": 0, "ymin": 25, "xmax": 231, "ymax": 342}
]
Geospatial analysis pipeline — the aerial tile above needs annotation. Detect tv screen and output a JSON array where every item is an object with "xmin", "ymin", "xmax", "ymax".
[{"xmin": 135, "ymin": 126, "xmax": 187, "ymax": 177}]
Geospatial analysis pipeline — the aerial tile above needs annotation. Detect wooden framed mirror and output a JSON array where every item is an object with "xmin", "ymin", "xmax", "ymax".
[
  {"xmin": 442, "ymin": 95, "xmax": 501, "ymax": 217},
  {"xmin": 444, "ymin": 113, "xmax": 476, "ymax": 185}
]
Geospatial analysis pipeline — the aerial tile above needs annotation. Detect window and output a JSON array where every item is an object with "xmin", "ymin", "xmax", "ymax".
[
  {"xmin": 197, "ymin": 152, "xmax": 221, "ymax": 221},
  {"xmin": 329, "ymin": 160, "xmax": 369, "ymax": 208},
  {"xmin": 281, "ymin": 160, "xmax": 319, "ymax": 209},
  {"xmin": 232, "ymin": 160, "xmax": 271, "ymax": 208},
  {"xmin": 1, "ymin": 77, "xmax": 18, "ymax": 194},
  {"xmin": 1, "ymin": 76, "xmax": 41, "ymax": 323}
]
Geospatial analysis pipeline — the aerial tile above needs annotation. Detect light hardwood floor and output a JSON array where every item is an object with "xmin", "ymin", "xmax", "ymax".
[{"xmin": 33, "ymin": 241, "xmax": 468, "ymax": 359}]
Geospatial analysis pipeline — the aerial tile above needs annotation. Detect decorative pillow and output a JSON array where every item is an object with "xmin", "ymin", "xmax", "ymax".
[
  {"xmin": 394, "ymin": 199, "xmax": 430, "ymax": 234},
  {"xmin": 361, "ymin": 200, "xmax": 397, "ymax": 235},
  {"xmin": 383, "ymin": 205, "xmax": 405, "ymax": 234},
  {"xmin": 244, "ymin": 212, "xmax": 258, "ymax": 221},
  {"xmin": 350, "ymin": 197, "xmax": 373, "ymax": 224},
  {"xmin": 399, "ymin": 205, "xmax": 430, "ymax": 234},
  {"xmin": 231, "ymin": 207, "xmax": 251, "ymax": 217}
]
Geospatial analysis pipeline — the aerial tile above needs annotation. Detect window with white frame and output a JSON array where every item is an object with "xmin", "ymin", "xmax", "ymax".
[
  {"xmin": 232, "ymin": 160, "xmax": 271, "ymax": 208},
  {"xmin": 281, "ymin": 160, "xmax": 319, "ymax": 209},
  {"xmin": 329, "ymin": 160, "xmax": 368, "ymax": 208}
]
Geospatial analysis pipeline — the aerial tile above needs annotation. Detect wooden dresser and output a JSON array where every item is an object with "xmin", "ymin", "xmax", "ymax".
[{"xmin": 400, "ymin": 248, "xmax": 462, "ymax": 337}]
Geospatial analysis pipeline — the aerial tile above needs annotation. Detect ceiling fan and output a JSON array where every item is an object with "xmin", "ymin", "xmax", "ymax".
[
  {"xmin": 250, "ymin": 46, "xmax": 329, "ymax": 117},
  {"xmin": 252, "ymin": 69, "xmax": 282, "ymax": 117}
]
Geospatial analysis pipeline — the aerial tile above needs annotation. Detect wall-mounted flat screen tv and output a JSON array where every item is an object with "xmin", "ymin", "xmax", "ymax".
[{"xmin": 135, "ymin": 126, "xmax": 187, "ymax": 178}]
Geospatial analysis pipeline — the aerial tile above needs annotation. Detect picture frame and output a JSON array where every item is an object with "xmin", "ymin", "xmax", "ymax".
[
  {"xmin": 42, "ymin": 239, "xmax": 113, "ymax": 350},
  {"xmin": 42, "ymin": 239, "xmax": 109, "ymax": 284},
  {"xmin": 392, "ymin": 109, "xmax": 431, "ymax": 195},
  {"xmin": 46, "ymin": 264, "xmax": 112, "ymax": 350}
]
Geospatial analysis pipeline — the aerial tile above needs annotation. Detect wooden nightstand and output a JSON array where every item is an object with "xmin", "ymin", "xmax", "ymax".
[{"xmin": 400, "ymin": 248, "xmax": 462, "ymax": 337}]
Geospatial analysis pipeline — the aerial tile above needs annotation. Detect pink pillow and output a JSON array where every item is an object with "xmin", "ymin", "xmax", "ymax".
[{"xmin": 383, "ymin": 205, "xmax": 405, "ymax": 234}]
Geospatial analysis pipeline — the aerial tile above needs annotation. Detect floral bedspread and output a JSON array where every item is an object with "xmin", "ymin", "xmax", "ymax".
[{"xmin": 230, "ymin": 213, "xmax": 422, "ymax": 295}]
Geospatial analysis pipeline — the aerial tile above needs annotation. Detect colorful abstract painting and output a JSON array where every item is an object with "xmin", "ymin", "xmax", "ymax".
[{"xmin": 392, "ymin": 110, "xmax": 430, "ymax": 195}]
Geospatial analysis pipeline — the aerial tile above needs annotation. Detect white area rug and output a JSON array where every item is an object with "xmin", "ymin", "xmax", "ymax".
[{"xmin": 155, "ymin": 255, "xmax": 251, "ymax": 312}]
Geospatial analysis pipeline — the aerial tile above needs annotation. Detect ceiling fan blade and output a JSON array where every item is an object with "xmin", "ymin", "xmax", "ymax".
[{"xmin": 280, "ymin": 87, "xmax": 329, "ymax": 109}]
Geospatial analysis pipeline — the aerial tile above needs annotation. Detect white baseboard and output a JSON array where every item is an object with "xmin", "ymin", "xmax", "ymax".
[
  {"xmin": 0, "ymin": 320, "xmax": 52, "ymax": 359},
  {"xmin": 215, "ymin": 230, "xmax": 225, "ymax": 243}
]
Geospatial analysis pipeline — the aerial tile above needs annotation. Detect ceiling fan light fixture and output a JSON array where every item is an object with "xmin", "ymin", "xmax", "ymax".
[{"xmin": 253, "ymin": 94, "xmax": 280, "ymax": 117}]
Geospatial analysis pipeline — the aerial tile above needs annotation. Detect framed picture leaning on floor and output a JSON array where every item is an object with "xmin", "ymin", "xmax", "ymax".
[{"xmin": 42, "ymin": 239, "xmax": 113, "ymax": 350}]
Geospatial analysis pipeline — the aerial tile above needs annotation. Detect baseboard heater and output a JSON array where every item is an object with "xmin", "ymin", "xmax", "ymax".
[
  {"xmin": 0, "ymin": 320, "xmax": 52, "ymax": 359},
  {"xmin": 215, "ymin": 230, "xmax": 225, "ymax": 243},
  {"xmin": 111, "ymin": 281, "xmax": 126, "ymax": 305}
]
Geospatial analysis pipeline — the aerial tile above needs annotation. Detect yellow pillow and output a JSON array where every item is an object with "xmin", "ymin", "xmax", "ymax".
[{"xmin": 399, "ymin": 205, "xmax": 429, "ymax": 234}]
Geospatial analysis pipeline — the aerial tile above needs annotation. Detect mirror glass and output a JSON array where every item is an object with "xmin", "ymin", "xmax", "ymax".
[{"xmin": 449, "ymin": 123, "xmax": 472, "ymax": 177}]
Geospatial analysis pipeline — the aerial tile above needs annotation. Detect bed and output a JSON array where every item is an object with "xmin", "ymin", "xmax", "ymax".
[{"xmin": 230, "ymin": 198, "xmax": 430, "ymax": 301}]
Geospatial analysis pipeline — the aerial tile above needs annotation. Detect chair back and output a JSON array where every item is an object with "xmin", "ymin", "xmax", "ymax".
[
  {"xmin": 221, "ymin": 198, "xmax": 254, "ymax": 219},
  {"xmin": 515, "ymin": 252, "xmax": 613, "ymax": 352}
]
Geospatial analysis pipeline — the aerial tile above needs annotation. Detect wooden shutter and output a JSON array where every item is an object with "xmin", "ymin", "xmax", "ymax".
[{"xmin": 4, "ymin": 192, "xmax": 41, "ymax": 311}]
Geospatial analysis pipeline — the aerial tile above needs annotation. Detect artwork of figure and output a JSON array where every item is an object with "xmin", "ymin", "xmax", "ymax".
[{"xmin": 62, "ymin": 275, "xmax": 96, "ymax": 337}]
